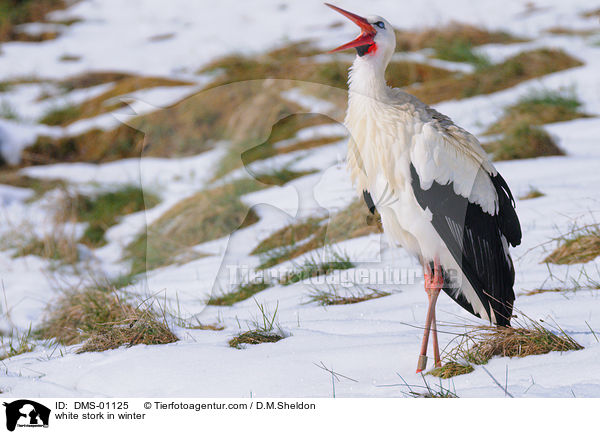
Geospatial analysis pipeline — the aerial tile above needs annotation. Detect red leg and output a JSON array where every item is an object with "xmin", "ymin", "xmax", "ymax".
[{"xmin": 416, "ymin": 258, "xmax": 443, "ymax": 373}]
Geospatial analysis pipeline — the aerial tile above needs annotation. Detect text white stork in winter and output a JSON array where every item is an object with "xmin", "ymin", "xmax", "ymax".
[{"xmin": 326, "ymin": 4, "xmax": 522, "ymax": 372}]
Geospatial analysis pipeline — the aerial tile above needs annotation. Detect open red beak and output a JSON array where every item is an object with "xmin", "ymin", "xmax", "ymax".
[{"xmin": 325, "ymin": 3, "xmax": 375, "ymax": 53}]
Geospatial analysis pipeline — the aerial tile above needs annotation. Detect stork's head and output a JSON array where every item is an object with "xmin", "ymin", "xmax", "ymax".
[{"xmin": 326, "ymin": 3, "xmax": 395, "ymax": 66}]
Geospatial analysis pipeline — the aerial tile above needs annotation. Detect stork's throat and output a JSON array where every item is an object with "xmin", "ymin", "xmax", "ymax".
[{"xmin": 356, "ymin": 44, "xmax": 376, "ymax": 56}]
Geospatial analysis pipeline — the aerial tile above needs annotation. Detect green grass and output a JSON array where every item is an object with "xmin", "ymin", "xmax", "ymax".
[
  {"xmin": 207, "ymin": 280, "xmax": 270, "ymax": 306},
  {"xmin": 306, "ymin": 284, "xmax": 390, "ymax": 305},
  {"xmin": 64, "ymin": 185, "xmax": 160, "ymax": 247},
  {"xmin": 39, "ymin": 104, "xmax": 81, "ymax": 125},
  {"xmin": 487, "ymin": 88, "xmax": 587, "ymax": 134},
  {"xmin": 0, "ymin": 326, "xmax": 35, "ymax": 360},
  {"xmin": 228, "ymin": 301, "xmax": 286, "ymax": 349},
  {"xmin": 484, "ymin": 122, "xmax": 564, "ymax": 160},
  {"xmin": 255, "ymin": 200, "xmax": 382, "ymax": 270},
  {"xmin": 432, "ymin": 38, "xmax": 491, "ymax": 69},
  {"xmin": 412, "ymin": 49, "xmax": 583, "ymax": 104},
  {"xmin": 279, "ymin": 251, "xmax": 354, "ymax": 285}
]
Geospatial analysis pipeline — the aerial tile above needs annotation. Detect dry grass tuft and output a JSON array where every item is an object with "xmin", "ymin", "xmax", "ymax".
[
  {"xmin": 39, "ymin": 75, "xmax": 193, "ymax": 126},
  {"xmin": 125, "ymin": 179, "xmax": 261, "ymax": 275},
  {"xmin": 519, "ymin": 187, "xmax": 545, "ymax": 200},
  {"xmin": 435, "ymin": 317, "xmax": 583, "ymax": 378},
  {"xmin": 255, "ymin": 200, "xmax": 382, "ymax": 270},
  {"xmin": 228, "ymin": 331, "xmax": 284, "ymax": 349},
  {"xmin": 0, "ymin": 170, "xmax": 65, "ymax": 200},
  {"xmin": 208, "ymin": 281, "xmax": 270, "ymax": 306},
  {"xmin": 307, "ymin": 284, "xmax": 390, "ymax": 306},
  {"xmin": 7, "ymin": 229, "xmax": 79, "ymax": 266},
  {"xmin": 395, "ymin": 22, "xmax": 522, "ymax": 52},
  {"xmin": 279, "ymin": 251, "xmax": 354, "ymax": 286},
  {"xmin": 58, "ymin": 185, "xmax": 160, "ymax": 247},
  {"xmin": 411, "ymin": 49, "xmax": 582, "ymax": 104},
  {"xmin": 543, "ymin": 224, "xmax": 600, "ymax": 265},
  {"xmin": 484, "ymin": 123, "xmax": 564, "ymax": 161},
  {"xmin": 36, "ymin": 284, "xmax": 178, "ymax": 351},
  {"xmin": 228, "ymin": 301, "xmax": 286, "ymax": 349},
  {"xmin": 78, "ymin": 311, "xmax": 178, "ymax": 353},
  {"xmin": 545, "ymin": 26, "xmax": 598, "ymax": 36},
  {"xmin": 428, "ymin": 362, "xmax": 474, "ymax": 379},
  {"xmin": 0, "ymin": 0, "xmax": 66, "ymax": 42},
  {"xmin": 486, "ymin": 88, "xmax": 588, "ymax": 135},
  {"xmin": 251, "ymin": 217, "xmax": 323, "ymax": 256}
]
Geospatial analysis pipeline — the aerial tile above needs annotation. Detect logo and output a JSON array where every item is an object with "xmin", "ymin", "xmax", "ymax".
[{"xmin": 3, "ymin": 400, "xmax": 50, "ymax": 432}]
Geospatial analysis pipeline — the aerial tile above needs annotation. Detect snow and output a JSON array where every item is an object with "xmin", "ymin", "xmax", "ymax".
[{"xmin": 1, "ymin": 0, "xmax": 600, "ymax": 398}]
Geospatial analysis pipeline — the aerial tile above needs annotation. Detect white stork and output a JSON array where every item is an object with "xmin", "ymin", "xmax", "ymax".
[{"xmin": 326, "ymin": 4, "xmax": 522, "ymax": 372}]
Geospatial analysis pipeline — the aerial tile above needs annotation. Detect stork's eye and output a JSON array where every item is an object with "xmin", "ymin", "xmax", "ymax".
[{"xmin": 374, "ymin": 21, "xmax": 385, "ymax": 29}]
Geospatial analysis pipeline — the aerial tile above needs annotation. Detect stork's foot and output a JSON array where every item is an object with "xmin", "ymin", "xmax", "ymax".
[{"xmin": 416, "ymin": 355, "xmax": 428, "ymax": 373}]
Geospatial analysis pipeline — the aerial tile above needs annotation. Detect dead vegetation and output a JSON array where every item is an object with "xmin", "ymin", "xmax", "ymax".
[
  {"xmin": 58, "ymin": 184, "xmax": 160, "ymax": 247},
  {"xmin": 228, "ymin": 301, "xmax": 286, "ymax": 349},
  {"xmin": 543, "ymin": 224, "xmax": 600, "ymax": 265},
  {"xmin": 5, "ymin": 227, "xmax": 79, "ymax": 267},
  {"xmin": 395, "ymin": 22, "xmax": 522, "ymax": 52},
  {"xmin": 255, "ymin": 200, "xmax": 382, "ymax": 270},
  {"xmin": 484, "ymin": 123, "xmax": 564, "ymax": 161},
  {"xmin": 410, "ymin": 49, "xmax": 582, "ymax": 104},
  {"xmin": 0, "ymin": 170, "xmax": 65, "ymax": 200},
  {"xmin": 0, "ymin": 0, "xmax": 66, "ymax": 42},
  {"xmin": 36, "ymin": 284, "xmax": 178, "ymax": 352},
  {"xmin": 486, "ymin": 88, "xmax": 588, "ymax": 135},
  {"xmin": 519, "ymin": 187, "xmax": 545, "ymax": 200},
  {"xmin": 199, "ymin": 41, "xmax": 452, "ymax": 91},
  {"xmin": 207, "ymin": 280, "xmax": 270, "ymax": 306},
  {"xmin": 429, "ymin": 317, "xmax": 583, "ymax": 378},
  {"xmin": 124, "ymin": 178, "xmax": 261, "ymax": 275},
  {"xmin": 307, "ymin": 284, "xmax": 390, "ymax": 306},
  {"xmin": 280, "ymin": 251, "xmax": 354, "ymax": 285},
  {"xmin": 39, "ymin": 75, "xmax": 193, "ymax": 126}
]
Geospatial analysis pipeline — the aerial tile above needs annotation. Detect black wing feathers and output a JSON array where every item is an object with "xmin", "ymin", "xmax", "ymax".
[
  {"xmin": 410, "ymin": 164, "xmax": 519, "ymax": 326},
  {"xmin": 363, "ymin": 190, "xmax": 376, "ymax": 214}
]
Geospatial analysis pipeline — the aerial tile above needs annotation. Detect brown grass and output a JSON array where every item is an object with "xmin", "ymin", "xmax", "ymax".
[
  {"xmin": 545, "ymin": 26, "xmax": 598, "ymax": 36},
  {"xmin": 395, "ymin": 22, "xmax": 522, "ymax": 52},
  {"xmin": 200, "ymin": 41, "xmax": 452, "ymax": 91},
  {"xmin": 411, "ymin": 49, "xmax": 582, "ymax": 104},
  {"xmin": 581, "ymin": 8, "xmax": 600, "ymax": 18},
  {"xmin": 307, "ymin": 284, "xmax": 390, "ymax": 306},
  {"xmin": 36, "ymin": 284, "xmax": 178, "ymax": 351},
  {"xmin": 519, "ymin": 187, "xmax": 544, "ymax": 200},
  {"xmin": 7, "ymin": 229, "xmax": 79, "ymax": 266},
  {"xmin": 256, "ymin": 200, "xmax": 382, "ymax": 269},
  {"xmin": 0, "ymin": 170, "xmax": 65, "ymax": 200},
  {"xmin": 0, "ymin": 0, "xmax": 66, "ymax": 42},
  {"xmin": 543, "ymin": 224, "xmax": 600, "ymax": 265},
  {"xmin": 39, "ymin": 75, "xmax": 193, "ymax": 126},
  {"xmin": 484, "ymin": 123, "xmax": 564, "ymax": 161},
  {"xmin": 78, "ymin": 311, "xmax": 178, "ymax": 353},
  {"xmin": 207, "ymin": 281, "xmax": 270, "ymax": 306},
  {"xmin": 428, "ymin": 362, "xmax": 474, "ymax": 379},
  {"xmin": 435, "ymin": 319, "xmax": 583, "ymax": 377},
  {"xmin": 124, "ymin": 179, "xmax": 262, "ymax": 275},
  {"xmin": 228, "ymin": 331, "xmax": 284, "ymax": 349}
]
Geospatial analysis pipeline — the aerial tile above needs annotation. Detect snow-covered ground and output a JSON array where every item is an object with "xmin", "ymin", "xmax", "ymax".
[{"xmin": 1, "ymin": 0, "xmax": 600, "ymax": 397}]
